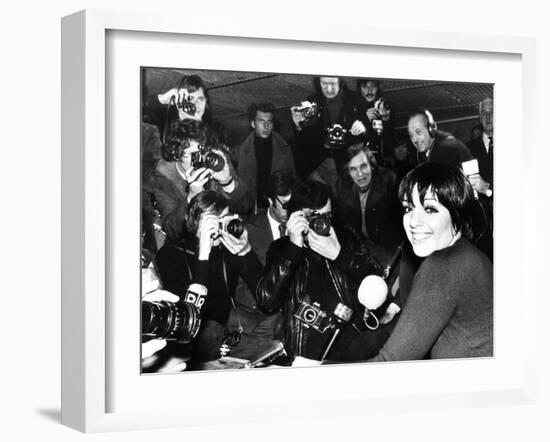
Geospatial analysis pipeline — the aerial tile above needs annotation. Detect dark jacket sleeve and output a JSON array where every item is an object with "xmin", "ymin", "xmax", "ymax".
[
  {"xmin": 155, "ymin": 245, "xmax": 194, "ymax": 297},
  {"xmin": 255, "ymin": 240, "xmax": 303, "ymax": 313},
  {"xmin": 149, "ymin": 174, "xmax": 188, "ymax": 240},
  {"xmin": 226, "ymin": 249, "xmax": 264, "ymax": 296}
]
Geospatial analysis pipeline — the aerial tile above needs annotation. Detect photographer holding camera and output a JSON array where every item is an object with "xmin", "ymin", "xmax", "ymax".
[
  {"xmin": 290, "ymin": 77, "xmax": 369, "ymax": 189},
  {"xmin": 255, "ymin": 180, "xmax": 381, "ymax": 364},
  {"xmin": 357, "ymin": 78, "xmax": 396, "ymax": 164},
  {"xmin": 155, "ymin": 191, "xmax": 265, "ymax": 365},
  {"xmin": 143, "ymin": 74, "xmax": 228, "ymax": 146},
  {"xmin": 148, "ymin": 119, "xmax": 251, "ymax": 242}
]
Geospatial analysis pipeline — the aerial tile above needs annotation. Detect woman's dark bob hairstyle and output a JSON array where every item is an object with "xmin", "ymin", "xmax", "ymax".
[
  {"xmin": 398, "ymin": 162, "xmax": 476, "ymax": 239},
  {"xmin": 185, "ymin": 190, "xmax": 229, "ymax": 234}
]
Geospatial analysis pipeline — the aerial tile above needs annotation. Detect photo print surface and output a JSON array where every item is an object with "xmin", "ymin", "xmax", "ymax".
[{"xmin": 140, "ymin": 67, "xmax": 494, "ymax": 374}]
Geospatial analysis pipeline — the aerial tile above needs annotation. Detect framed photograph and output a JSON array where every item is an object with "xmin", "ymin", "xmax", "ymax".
[{"xmin": 62, "ymin": 9, "xmax": 537, "ymax": 433}]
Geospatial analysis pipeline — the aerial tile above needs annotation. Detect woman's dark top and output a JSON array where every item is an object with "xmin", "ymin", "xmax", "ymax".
[{"xmin": 369, "ymin": 237, "xmax": 493, "ymax": 361}]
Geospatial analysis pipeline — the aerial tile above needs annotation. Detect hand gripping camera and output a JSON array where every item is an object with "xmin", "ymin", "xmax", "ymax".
[
  {"xmin": 326, "ymin": 123, "xmax": 348, "ymax": 147},
  {"xmin": 294, "ymin": 301, "xmax": 332, "ymax": 333},
  {"xmin": 372, "ymin": 98, "xmax": 391, "ymax": 135},
  {"xmin": 142, "ymin": 299, "xmax": 201, "ymax": 344},
  {"xmin": 294, "ymin": 100, "xmax": 321, "ymax": 128},
  {"xmin": 191, "ymin": 147, "xmax": 225, "ymax": 172},
  {"xmin": 176, "ymin": 94, "xmax": 197, "ymax": 116},
  {"xmin": 304, "ymin": 211, "xmax": 332, "ymax": 236},
  {"xmin": 218, "ymin": 214, "xmax": 245, "ymax": 239}
]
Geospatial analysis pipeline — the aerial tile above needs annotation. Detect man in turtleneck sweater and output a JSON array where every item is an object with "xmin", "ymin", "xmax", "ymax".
[{"xmin": 233, "ymin": 102, "xmax": 294, "ymax": 214}]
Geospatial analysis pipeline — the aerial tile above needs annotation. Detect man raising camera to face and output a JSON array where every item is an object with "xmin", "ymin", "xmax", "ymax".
[
  {"xmin": 255, "ymin": 180, "xmax": 381, "ymax": 365},
  {"xmin": 290, "ymin": 77, "xmax": 369, "ymax": 189},
  {"xmin": 147, "ymin": 119, "xmax": 252, "ymax": 243},
  {"xmin": 155, "ymin": 191, "xmax": 264, "ymax": 366}
]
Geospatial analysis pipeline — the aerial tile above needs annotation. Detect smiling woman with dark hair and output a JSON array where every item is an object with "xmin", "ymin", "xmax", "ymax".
[{"xmin": 365, "ymin": 162, "xmax": 493, "ymax": 362}]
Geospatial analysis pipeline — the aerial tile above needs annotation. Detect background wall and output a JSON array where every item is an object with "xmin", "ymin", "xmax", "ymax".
[{"xmin": 0, "ymin": 1, "xmax": 547, "ymax": 441}]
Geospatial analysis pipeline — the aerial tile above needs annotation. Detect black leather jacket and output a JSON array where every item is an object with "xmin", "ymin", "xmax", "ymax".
[{"xmin": 256, "ymin": 229, "xmax": 381, "ymax": 361}]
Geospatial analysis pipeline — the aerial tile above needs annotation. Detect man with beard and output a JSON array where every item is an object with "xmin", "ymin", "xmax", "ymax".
[{"xmin": 357, "ymin": 78, "xmax": 396, "ymax": 163}]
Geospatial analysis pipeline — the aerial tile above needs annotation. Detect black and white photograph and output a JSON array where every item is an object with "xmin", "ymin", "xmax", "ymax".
[{"xmin": 140, "ymin": 68, "xmax": 494, "ymax": 374}]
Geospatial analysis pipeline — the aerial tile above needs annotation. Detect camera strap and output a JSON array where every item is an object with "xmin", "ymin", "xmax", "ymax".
[
  {"xmin": 162, "ymin": 97, "xmax": 177, "ymax": 145},
  {"xmin": 222, "ymin": 256, "xmax": 243, "ymax": 336},
  {"xmin": 323, "ymin": 259, "xmax": 361, "ymax": 334}
]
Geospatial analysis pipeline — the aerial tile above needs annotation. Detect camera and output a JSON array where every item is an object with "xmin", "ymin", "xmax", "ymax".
[
  {"xmin": 294, "ymin": 301, "xmax": 332, "ymax": 332},
  {"xmin": 176, "ymin": 95, "xmax": 197, "ymax": 116},
  {"xmin": 191, "ymin": 148, "xmax": 225, "ymax": 172},
  {"xmin": 374, "ymin": 98, "xmax": 391, "ymax": 116},
  {"xmin": 142, "ymin": 300, "xmax": 201, "ymax": 344},
  {"xmin": 294, "ymin": 101, "xmax": 320, "ymax": 127},
  {"xmin": 305, "ymin": 211, "xmax": 332, "ymax": 236},
  {"xmin": 218, "ymin": 214, "xmax": 245, "ymax": 239},
  {"xmin": 326, "ymin": 123, "xmax": 347, "ymax": 146}
]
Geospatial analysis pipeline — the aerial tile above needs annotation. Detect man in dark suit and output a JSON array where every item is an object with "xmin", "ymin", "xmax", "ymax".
[
  {"xmin": 467, "ymin": 98, "xmax": 494, "ymax": 198},
  {"xmin": 233, "ymin": 170, "xmax": 296, "ymax": 337}
]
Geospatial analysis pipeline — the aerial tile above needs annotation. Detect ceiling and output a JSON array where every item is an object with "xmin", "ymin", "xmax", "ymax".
[{"xmin": 142, "ymin": 67, "xmax": 493, "ymax": 145}]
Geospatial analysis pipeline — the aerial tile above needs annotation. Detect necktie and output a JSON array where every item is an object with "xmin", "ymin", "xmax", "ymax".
[
  {"xmin": 278, "ymin": 223, "xmax": 286, "ymax": 238},
  {"xmin": 488, "ymin": 136, "xmax": 493, "ymax": 157}
]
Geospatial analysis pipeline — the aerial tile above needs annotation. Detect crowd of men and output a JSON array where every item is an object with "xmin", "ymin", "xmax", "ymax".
[{"xmin": 140, "ymin": 73, "xmax": 494, "ymax": 372}]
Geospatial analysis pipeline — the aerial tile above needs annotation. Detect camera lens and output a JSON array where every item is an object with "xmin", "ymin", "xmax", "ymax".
[
  {"xmin": 310, "ymin": 214, "xmax": 331, "ymax": 236},
  {"xmin": 204, "ymin": 151, "xmax": 225, "ymax": 172},
  {"xmin": 182, "ymin": 101, "xmax": 196, "ymax": 115},
  {"xmin": 142, "ymin": 300, "xmax": 201, "ymax": 344},
  {"xmin": 302, "ymin": 307, "xmax": 318, "ymax": 324},
  {"xmin": 226, "ymin": 218, "xmax": 244, "ymax": 238}
]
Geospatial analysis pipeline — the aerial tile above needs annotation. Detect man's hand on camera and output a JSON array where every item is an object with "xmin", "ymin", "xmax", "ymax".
[
  {"xmin": 366, "ymin": 107, "xmax": 380, "ymax": 122},
  {"xmin": 220, "ymin": 228, "xmax": 251, "ymax": 256},
  {"xmin": 197, "ymin": 214, "xmax": 219, "ymax": 260},
  {"xmin": 349, "ymin": 120, "xmax": 367, "ymax": 136},
  {"xmin": 290, "ymin": 106, "xmax": 306, "ymax": 130},
  {"xmin": 186, "ymin": 167, "xmax": 210, "ymax": 202},
  {"xmin": 141, "ymin": 290, "xmax": 180, "ymax": 363},
  {"xmin": 176, "ymin": 88, "xmax": 202, "ymax": 121},
  {"xmin": 287, "ymin": 211, "xmax": 308, "ymax": 248},
  {"xmin": 307, "ymin": 226, "xmax": 341, "ymax": 261},
  {"xmin": 157, "ymin": 87, "xmax": 179, "ymax": 105},
  {"xmin": 468, "ymin": 174, "xmax": 491, "ymax": 196},
  {"xmin": 209, "ymin": 149, "xmax": 235, "ymax": 192}
]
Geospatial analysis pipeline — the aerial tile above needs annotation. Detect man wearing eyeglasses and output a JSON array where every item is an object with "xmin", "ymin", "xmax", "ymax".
[
  {"xmin": 233, "ymin": 102, "xmax": 295, "ymax": 214},
  {"xmin": 255, "ymin": 180, "xmax": 381, "ymax": 365}
]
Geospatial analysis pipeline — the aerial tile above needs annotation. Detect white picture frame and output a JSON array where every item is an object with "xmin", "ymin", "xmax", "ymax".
[{"xmin": 61, "ymin": 9, "xmax": 537, "ymax": 433}]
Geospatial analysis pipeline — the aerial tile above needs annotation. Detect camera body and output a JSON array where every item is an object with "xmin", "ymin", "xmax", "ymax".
[
  {"xmin": 218, "ymin": 214, "xmax": 245, "ymax": 239},
  {"xmin": 294, "ymin": 101, "xmax": 321, "ymax": 127},
  {"xmin": 374, "ymin": 98, "xmax": 391, "ymax": 117},
  {"xmin": 305, "ymin": 211, "xmax": 332, "ymax": 236},
  {"xmin": 191, "ymin": 148, "xmax": 225, "ymax": 172},
  {"xmin": 326, "ymin": 123, "xmax": 348, "ymax": 147},
  {"xmin": 142, "ymin": 300, "xmax": 201, "ymax": 344},
  {"xmin": 294, "ymin": 301, "xmax": 332, "ymax": 333},
  {"xmin": 176, "ymin": 95, "xmax": 197, "ymax": 116}
]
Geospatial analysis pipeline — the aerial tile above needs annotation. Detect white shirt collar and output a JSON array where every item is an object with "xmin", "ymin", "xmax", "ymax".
[
  {"xmin": 267, "ymin": 208, "xmax": 284, "ymax": 240},
  {"xmin": 482, "ymin": 132, "xmax": 492, "ymax": 153}
]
